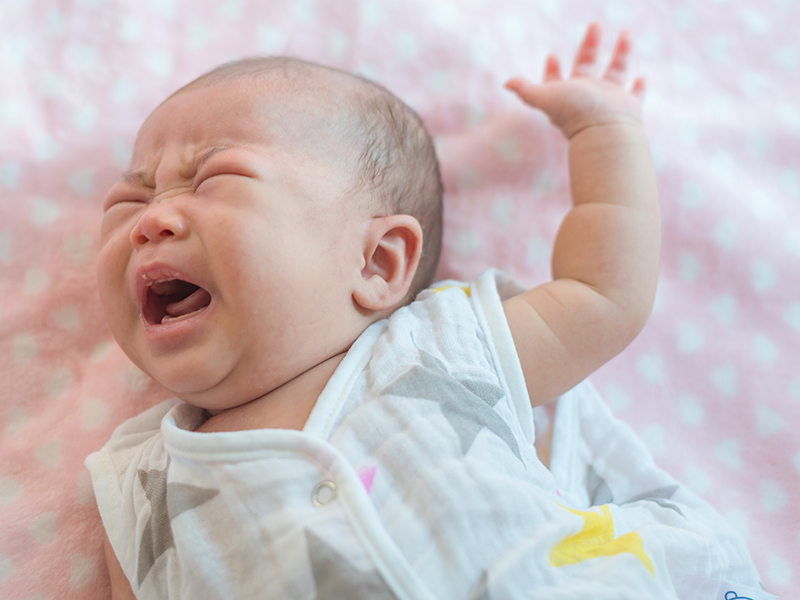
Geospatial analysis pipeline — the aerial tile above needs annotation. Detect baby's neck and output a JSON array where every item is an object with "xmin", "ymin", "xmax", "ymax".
[{"xmin": 196, "ymin": 352, "xmax": 347, "ymax": 433}]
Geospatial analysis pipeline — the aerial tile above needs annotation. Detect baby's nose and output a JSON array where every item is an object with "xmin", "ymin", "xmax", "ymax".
[{"xmin": 130, "ymin": 203, "xmax": 188, "ymax": 247}]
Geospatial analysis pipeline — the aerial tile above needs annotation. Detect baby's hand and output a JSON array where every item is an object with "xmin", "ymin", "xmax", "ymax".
[{"xmin": 505, "ymin": 22, "xmax": 645, "ymax": 140}]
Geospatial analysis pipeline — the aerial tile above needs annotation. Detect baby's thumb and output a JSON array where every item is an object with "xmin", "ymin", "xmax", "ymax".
[{"xmin": 504, "ymin": 77, "xmax": 550, "ymax": 112}]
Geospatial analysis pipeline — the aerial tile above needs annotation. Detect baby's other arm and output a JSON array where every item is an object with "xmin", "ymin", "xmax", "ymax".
[
  {"xmin": 503, "ymin": 23, "xmax": 661, "ymax": 408},
  {"xmin": 104, "ymin": 532, "xmax": 137, "ymax": 600}
]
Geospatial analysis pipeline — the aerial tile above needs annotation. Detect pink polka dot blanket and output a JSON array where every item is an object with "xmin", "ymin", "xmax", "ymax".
[{"xmin": 0, "ymin": 1, "xmax": 797, "ymax": 598}]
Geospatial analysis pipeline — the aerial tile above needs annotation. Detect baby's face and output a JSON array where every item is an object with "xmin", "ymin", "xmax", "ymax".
[{"xmin": 97, "ymin": 80, "xmax": 369, "ymax": 411}]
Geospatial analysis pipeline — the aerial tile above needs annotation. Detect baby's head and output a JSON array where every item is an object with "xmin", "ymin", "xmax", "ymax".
[{"xmin": 96, "ymin": 58, "xmax": 443, "ymax": 412}]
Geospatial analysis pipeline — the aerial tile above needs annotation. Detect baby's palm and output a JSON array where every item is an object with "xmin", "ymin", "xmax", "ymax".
[{"xmin": 507, "ymin": 23, "xmax": 645, "ymax": 140}]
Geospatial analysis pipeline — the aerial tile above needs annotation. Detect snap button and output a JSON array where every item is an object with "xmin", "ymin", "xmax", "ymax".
[{"xmin": 312, "ymin": 481, "xmax": 337, "ymax": 507}]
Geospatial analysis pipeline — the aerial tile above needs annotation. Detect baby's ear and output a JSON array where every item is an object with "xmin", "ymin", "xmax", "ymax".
[{"xmin": 353, "ymin": 214, "xmax": 423, "ymax": 312}]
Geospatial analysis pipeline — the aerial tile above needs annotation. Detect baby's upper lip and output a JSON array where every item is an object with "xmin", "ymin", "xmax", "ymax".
[{"xmin": 132, "ymin": 261, "xmax": 209, "ymax": 313}]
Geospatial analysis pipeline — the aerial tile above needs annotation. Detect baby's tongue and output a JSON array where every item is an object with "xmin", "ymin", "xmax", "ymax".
[{"xmin": 165, "ymin": 288, "xmax": 211, "ymax": 319}]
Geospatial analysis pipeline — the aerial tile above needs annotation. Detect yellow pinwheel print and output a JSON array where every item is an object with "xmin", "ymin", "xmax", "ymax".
[{"xmin": 550, "ymin": 504, "xmax": 654, "ymax": 576}]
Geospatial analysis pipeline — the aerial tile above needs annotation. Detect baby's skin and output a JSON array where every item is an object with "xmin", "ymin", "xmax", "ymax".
[{"xmin": 97, "ymin": 23, "xmax": 659, "ymax": 598}]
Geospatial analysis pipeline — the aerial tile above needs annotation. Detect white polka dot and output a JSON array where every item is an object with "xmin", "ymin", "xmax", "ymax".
[
  {"xmin": 636, "ymin": 353, "xmax": 664, "ymax": 383},
  {"xmin": 82, "ymin": 399, "xmax": 110, "ymax": 430},
  {"xmin": 325, "ymin": 29, "xmax": 349, "ymax": 59},
  {"xmin": 710, "ymin": 365, "xmax": 738, "ymax": 397},
  {"xmin": 740, "ymin": 7, "xmax": 770, "ymax": 35},
  {"xmin": 4, "ymin": 406, "xmax": 31, "ymax": 435},
  {"xmin": 750, "ymin": 259, "xmax": 776, "ymax": 294},
  {"xmin": 786, "ymin": 228, "xmax": 800, "ymax": 258},
  {"xmin": 38, "ymin": 70, "xmax": 63, "ymax": 98},
  {"xmin": 677, "ymin": 321, "xmax": 704, "ymax": 353},
  {"xmin": 533, "ymin": 170, "xmax": 557, "ymax": 195},
  {"xmin": 24, "ymin": 267, "xmax": 51, "ymax": 295},
  {"xmin": 740, "ymin": 70, "xmax": 770, "ymax": 97},
  {"xmin": 705, "ymin": 35, "xmax": 731, "ymax": 64},
  {"xmin": 703, "ymin": 95, "xmax": 734, "ymax": 120},
  {"xmin": 603, "ymin": 383, "xmax": 631, "ymax": 412},
  {"xmin": 471, "ymin": 37, "xmax": 495, "ymax": 67},
  {"xmin": 760, "ymin": 480, "xmax": 786, "ymax": 511},
  {"xmin": 709, "ymin": 294, "xmax": 737, "ymax": 323},
  {"xmin": 680, "ymin": 394, "xmax": 704, "ymax": 425},
  {"xmin": 0, "ymin": 477, "xmax": 22, "ymax": 505},
  {"xmin": 51, "ymin": 305, "xmax": 81, "ymax": 332},
  {"xmin": 256, "ymin": 25, "xmax": 286, "ymax": 53},
  {"xmin": 768, "ymin": 553, "xmax": 792, "ymax": 585},
  {"xmin": 36, "ymin": 439, "xmax": 62, "ymax": 468},
  {"xmin": 790, "ymin": 377, "xmax": 800, "ymax": 401},
  {"xmin": 111, "ymin": 78, "xmax": 139, "ymax": 103},
  {"xmin": 152, "ymin": 0, "xmax": 177, "ymax": 18},
  {"xmin": 76, "ymin": 470, "xmax": 95, "ymax": 506},
  {"xmin": 752, "ymin": 334, "xmax": 779, "ymax": 363},
  {"xmin": 756, "ymin": 406, "xmax": 784, "ymax": 438},
  {"xmin": 678, "ymin": 251, "xmax": 704, "ymax": 282},
  {"xmin": 90, "ymin": 340, "xmax": 115, "ymax": 363},
  {"xmin": 0, "ymin": 229, "xmax": 11, "ymax": 263},
  {"xmin": 430, "ymin": 3, "xmax": 460, "ymax": 30},
  {"xmin": 219, "ymin": 0, "xmax": 245, "ymax": 20},
  {"xmin": 748, "ymin": 188, "xmax": 779, "ymax": 220},
  {"xmin": 774, "ymin": 44, "xmax": 798, "ymax": 71},
  {"xmin": 746, "ymin": 130, "xmax": 772, "ymax": 157},
  {"xmin": 117, "ymin": 16, "xmax": 143, "ymax": 42},
  {"xmin": 684, "ymin": 464, "xmax": 712, "ymax": 495},
  {"xmin": 783, "ymin": 303, "xmax": 800, "ymax": 333},
  {"xmin": 677, "ymin": 122, "xmax": 700, "ymax": 146},
  {"xmin": 69, "ymin": 553, "xmax": 97, "ymax": 589},
  {"xmin": 359, "ymin": 0, "xmax": 384, "ymax": 24},
  {"xmin": 0, "ymin": 554, "xmax": 14, "ymax": 585},
  {"xmin": 0, "ymin": 162, "xmax": 21, "ymax": 188},
  {"xmin": 119, "ymin": 364, "xmax": 150, "ymax": 393},
  {"xmin": 13, "ymin": 333, "xmax": 37, "ymax": 364},
  {"xmin": 714, "ymin": 438, "xmax": 741, "ymax": 469},
  {"xmin": 526, "ymin": 235, "xmax": 550, "ymax": 266},
  {"xmin": 187, "ymin": 21, "xmax": 213, "ymax": 50},
  {"xmin": 709, "ymin": 152, "xmax": 737, "ymax": 181},
  {"xmin": 144, "ymin": 49, "xmax": 175, "ymax": 77},
  {"xmin": 491, "ymin": 197, "xmax": 514, "ymax": 228},
  {"xmin": 497, "ymin": 14, "xmax": 525, "ymax": 41},
  {"xmin": 778, "ymin": 167, "xmax": 800, "ymax": 196},
  {"xmin": 454, "ymin": 229, "xmax": 481, "ymax": 256},
  {"xmin": 33, "ymin": 132, "xmax": 62, "ymax": 161},
  {"xmin": 46, "ymin": 367, "xmax": 74, "ymax": 397},
  {"xmin": 724, "ymin": 508, "xmax": 748, "ymax": 540},
  {"xmin": 395, "ymin": 31, "xmax": 421, "ymax": 60},
  {"xmin": 47, "ymin": 7, "xmax": 68, "ymax": 37},
  {"xmin": 495, "ymin": 135, "xmax": 521, "ymax": 164},
  {"xmin": 640, "ymin": 424, "xmax": 666, "ymax": 456},
  {"xmin": 292, "ymin": 0, "xmax": 316, "ymax": 22},
  {"xmin": 29, "ymin": 512, "xmax": 57, "ymax": 545},
  {"xmin": 65, "ymin": 43, "xmax": 100, "ymax": 71},
  {"xmin": 64, "ymin": 234, "xmax": 93, "ymax": 263},
  {"xmin": 425, "ymin": 69, "xmax": 452, "ymax": 94},
  {"xmin": 670, "ymin": 62, "xmax": 700, "ymax": 89},
  {"xmin": 69, "ymin": 169, "xmax": 95, "ymax": 196},
  {"xmin": 603, "ymin": 0, "xmax": 632, "ymax": 22},
  {"xmin": 30, "ymin": 196, "xmax": 61, "ymax": 228},
  {"xmin": 70, "ymin": 104, "xmax": 97, "ymax": 132},
  {"xmin": 673, "ymin": 5, "xmax": 698, "ymax": 30},
  {"xmin": 712, "ymin": 219, "xmax": 737, "ymax": 251}
]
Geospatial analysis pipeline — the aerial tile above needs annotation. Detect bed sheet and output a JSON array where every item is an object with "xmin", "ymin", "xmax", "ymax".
[{"xmin": 1, "ymin": 1, "xmax": 797, "ymax": 598}]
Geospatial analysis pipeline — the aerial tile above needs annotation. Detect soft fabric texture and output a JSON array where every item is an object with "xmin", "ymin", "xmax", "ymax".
[
  {"xmin": 86, "ymin": 272, "xmax": 767, "ymax": 600},
  {"xmin": 1, "ymin": 1, "xmax": 798, "ymax": 599}
]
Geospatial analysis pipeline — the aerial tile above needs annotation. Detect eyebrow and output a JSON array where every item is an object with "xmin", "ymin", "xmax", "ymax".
[{"xmin": 117, "ymin": 145, "xmax": 239, "ymax": 187}]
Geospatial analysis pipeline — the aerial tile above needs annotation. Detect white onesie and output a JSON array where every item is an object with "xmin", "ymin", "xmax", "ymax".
[{"xmin": 85, "ymin": 270, "xmax": 771, "ymax": 600}]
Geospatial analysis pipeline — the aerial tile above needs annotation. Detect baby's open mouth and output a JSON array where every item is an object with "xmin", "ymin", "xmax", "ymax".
[{"xmin": 144, "ymin": 279, "xmax": 212, "ymax": 325}]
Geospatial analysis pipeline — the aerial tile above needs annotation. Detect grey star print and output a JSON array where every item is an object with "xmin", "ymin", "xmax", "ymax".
[
  {"xmin": 136, "ymin": 465, "xmax": 220, "ymax": 586},
  {"xmin": 384, "ymin": 347, "xmax": 522, "ymax": 464}
]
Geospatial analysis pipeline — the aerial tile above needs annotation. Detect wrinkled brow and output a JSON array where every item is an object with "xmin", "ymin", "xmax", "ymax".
[{"xmin": 116, "ymin": 146, "xmax": 237, "ymax": 187}]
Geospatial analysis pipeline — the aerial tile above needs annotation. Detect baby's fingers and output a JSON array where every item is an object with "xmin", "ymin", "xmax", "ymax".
[
  {"xmin": 603, "ymin": 30, "xmax": 632, "ymax": 85},
  {"xmin": 572, "ymin": 22, "xmax": 602, "ymax": 78}
]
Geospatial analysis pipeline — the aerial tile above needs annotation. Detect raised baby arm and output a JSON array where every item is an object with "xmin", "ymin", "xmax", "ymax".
[{"xmin": 503, "ymin": 23, "xmax": 661, "ymax": 408}]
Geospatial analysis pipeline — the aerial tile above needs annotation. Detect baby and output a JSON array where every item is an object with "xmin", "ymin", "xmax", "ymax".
[{"xmin": 87, "ymin": 23, "xmax": 768, "ymax": 600}]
